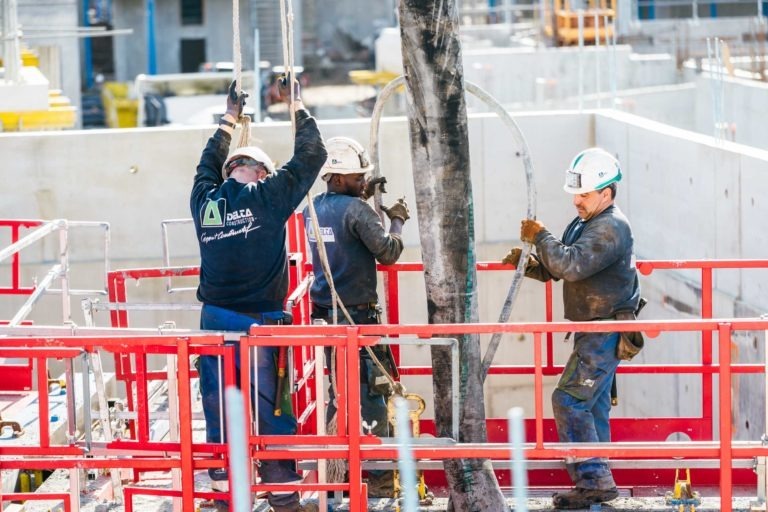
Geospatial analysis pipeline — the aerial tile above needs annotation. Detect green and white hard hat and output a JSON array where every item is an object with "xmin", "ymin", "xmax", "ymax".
[{"xmin": 563, "ymin": 148, "xmax": 622, "ymax": 194}]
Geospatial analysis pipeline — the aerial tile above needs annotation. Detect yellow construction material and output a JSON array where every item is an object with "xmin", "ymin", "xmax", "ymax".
[
  {"xmin": 101, "ymin": 82, "xmax": 138, "ymax": 128},
  {"xmin": 0, "ymin": 90, "xmax": 77, "ymax": 131},
  {"xmin": 0, "ymin": 48, "xmax": 40, "ymax": 68},
  {"xmin": 348, "ymin": 70, "xmax": 402, "ymax": 88},
  {"xmin": 544, "ymin": 0, "xmax": 615, "ymax": 46}
]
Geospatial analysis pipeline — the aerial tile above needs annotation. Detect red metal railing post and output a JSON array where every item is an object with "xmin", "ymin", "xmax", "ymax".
[
  {"xmin": 176, "ymin": 337, "xmax": 196, "ymax": 511},
  {"xmin": 545, "ymin": 281, "xmax": 554, "ymax": 370},
  {"xmin": 346, "ymin": 327, "xmax": 363, "ymax": 511},
  {"xmin": 37, "ymin": 357, "xmax": 50, "ymax": 448},
  {"xmin": 702, "ymin": 268, "xmax": 714, "ymax": 439},
  {"xmin": 534, "ymin": 331, "xmax": 544, "ymax": 449},
  {"xmin": 718, "ymin": 322, "xmax": 733, "ymax": 512}
]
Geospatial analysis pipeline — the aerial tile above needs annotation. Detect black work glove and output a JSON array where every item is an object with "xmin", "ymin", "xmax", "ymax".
[
  {"xmin": 381, "ymin": 197, "xmax": 410, "ymax": 222},
  {"xmin": 362, "ymin": 176, "xmax": 387, "ymax": 200},
  {"xmin": 277, "ymin": 73, "xmax": 301, "ymax": 103},
  {"xmin": 226, "ymin": 80, "xmax": 248, "ymax": 119}
]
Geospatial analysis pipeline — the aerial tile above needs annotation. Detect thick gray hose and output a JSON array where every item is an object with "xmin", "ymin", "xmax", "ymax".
[{"xmin": 368, "ymin": 76, "xmax": 538, "ymax": 382}]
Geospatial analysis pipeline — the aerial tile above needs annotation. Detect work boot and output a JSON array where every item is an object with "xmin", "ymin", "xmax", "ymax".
[
  {"xmin": 552, "ymin": 487, "xmax": 619, "ymax": 509},
  {"xmin": 365, "ymin": 471, "xmax": 396, "ymax": 498}
]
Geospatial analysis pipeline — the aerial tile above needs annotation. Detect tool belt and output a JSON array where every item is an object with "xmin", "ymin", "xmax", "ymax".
[
  {"xmin": 613, "ymin": 310, "xmax": 645, "ymax": 361},
  {"xmin": 312, "ymin": 302, "xmax": 380, "ymax": 322}
]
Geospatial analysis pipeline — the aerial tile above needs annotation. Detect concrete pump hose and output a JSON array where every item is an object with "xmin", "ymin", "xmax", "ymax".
[{"xmin": 368, "ymin": 76, "xmax": 538, "ymax": 382}]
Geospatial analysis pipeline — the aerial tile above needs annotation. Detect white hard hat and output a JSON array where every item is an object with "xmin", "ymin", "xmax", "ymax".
[
  {"xmin": 222, "ymin": 146, "xmax": 276, "ymax": 180},
  {"xmin": 563, "ymin": 147, "xmax": 622, "ymax": 194},
  {"xmin": 319, "ymin": 137, "xmax": 374, "ymax": 181}
]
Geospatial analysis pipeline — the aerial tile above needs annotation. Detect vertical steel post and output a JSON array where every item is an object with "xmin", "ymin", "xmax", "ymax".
[
  {"xmin": 146, "ymin": 0, "xmax": 157, "ymax": 74},
  {"xmin": 533, "ymin": 332, "xmax": 544, "ymax": 449},
  {"xmin": 395, "ymin": 397, "xmax": 419, "ymax": 512},
  {"xmin": 225, "ymin": 387, "xmax": 253, "ymax": 512},
  {"xmin": 508, "ymin": 407, "xmax": 529, "ymax": 512},
  {"xmin": 718, "ymin": 323, "xmax": 733, "ymax": 512},
  {"xmin": 83, "ymin": 0, "xmax": 94, "ymax": 89}
]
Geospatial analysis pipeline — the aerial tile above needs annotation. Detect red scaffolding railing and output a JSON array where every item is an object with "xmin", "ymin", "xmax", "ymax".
[{"xmin": 3, "ymin": 213, "xmax": 768, "ymax": 511}]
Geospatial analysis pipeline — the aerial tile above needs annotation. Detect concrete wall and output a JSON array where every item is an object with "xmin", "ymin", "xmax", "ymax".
[
  {"xmin": 2, "ymin": 109, "xmax": 767, "ymax": 436},
  {"xmin": 113, "ymin": 0, "xmax": 254, "ymax": 80}
]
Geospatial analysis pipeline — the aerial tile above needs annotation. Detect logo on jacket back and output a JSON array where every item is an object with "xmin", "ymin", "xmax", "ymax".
[
  {"xmin": 201, "ymin": 199, "xmax": 256, "ymax": 228},
  {"xmin": 201, "ymin": 198, "xmax": 226, "ymax": 227},
  {"xmin": 306, "ymin": 224, "xmax": 335, "ymax": 243}
]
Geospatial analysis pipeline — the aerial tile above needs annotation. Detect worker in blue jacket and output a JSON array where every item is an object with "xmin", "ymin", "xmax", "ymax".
[
  {"xmin": 303, "ymin": 137, "xmax": 408, "ymax": 498},
  {"xmin": 503, "ymin": 148, "xmax": 640, "ymax": 509},
  {"xmin": 190, "ymin": 77, "xmax": 326, "ymax": 512}
]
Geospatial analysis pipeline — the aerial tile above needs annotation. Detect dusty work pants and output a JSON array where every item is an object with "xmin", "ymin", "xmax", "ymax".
[
  {"xmin": 552, "ymin": 331, "xmax": 620, "ymax": 491},
  {"xmin": 199, "ymin": 304, "xmax": 301, "ymax": 509}
]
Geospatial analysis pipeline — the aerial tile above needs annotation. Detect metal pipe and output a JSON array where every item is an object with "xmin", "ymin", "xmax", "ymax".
[
  {"xmin": 225, "ymin": 387, "xmax": 252, "ymax": 512},
  {"xmin": 395, "ymin": 396, "xmax": 419, "ymax": 512},
  {"xmin": 508, "ymin": 407, "xmax": 528, "ymax": 512},
  {"xmin": 9, "ymin": 264, "xmax": 63, "ymax": 326},
  {"xmin": 595, "ymin": 11, "xmax": 602, "ymax": 108},
  {"xmin": 0, "ymin": 221, "xmax": 59, "ymax": 264},
  {"xmin": 578, "ymin": 10, "xmax": 585, "ymax": 111}
]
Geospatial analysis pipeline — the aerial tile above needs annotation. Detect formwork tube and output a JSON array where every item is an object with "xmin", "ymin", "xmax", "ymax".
[
  {"xmin": 225, "ymin": 387, "xmax": 252, "ymax": 512},
  {"xmin": 368, "ymin": 76, "xmax": 538, "ymax": 381}
]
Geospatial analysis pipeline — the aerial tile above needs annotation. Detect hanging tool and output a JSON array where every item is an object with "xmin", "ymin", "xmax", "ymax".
[
  {"xmin": 387, "ymin": 392, "xmax": 433, "ymax": 505},
  {"xmin": 664, "ymin": 468, "xmax": 701, "ymax": 512}
]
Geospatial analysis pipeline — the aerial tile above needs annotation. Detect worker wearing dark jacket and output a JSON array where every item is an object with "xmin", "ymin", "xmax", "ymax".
[
  {"xmin": 191, "ymin": 78, "xmax": 326, "ymax": 512},
  {"xmin": 303, "ymin": 136, "xmax": 409, "ymax": 498},
  {"xmin": 503, "ymin": 148, "xmax": 640, "ymax": 509}
]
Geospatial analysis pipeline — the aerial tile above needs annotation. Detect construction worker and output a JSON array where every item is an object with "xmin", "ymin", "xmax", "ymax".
[
  {"xmin": 303, "ymin": 136, "xmax": 408, "ymax": 498},
  {"xmin": 190, "ymin": 78, "xmax": 326, "ymax": 512},
  {"xmin": 502, "ymin": 148, "xmax": 640, "ymax": 509}
]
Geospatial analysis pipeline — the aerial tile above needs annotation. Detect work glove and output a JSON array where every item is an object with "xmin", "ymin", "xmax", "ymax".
[
  {"xmin": 381, "ymin": 197, "xmax": 410, "ymax": 222},
  {"xmin": 226, "ymin": 80, "xmax": 248, "ymax": 119},
  {"xmin": 520, "ymin": 218, "xmax": 545, "ymax": 243},
  {"xmin": 501, "ymin": 247, "xmax": 539, "ymax": 270},
  {"xmin": 277, "ymin": 73, "xmax": 302, "ymax": 103},
  {"xmin": 362, "ymin": 176, "xmax": 387, "ymax": 200}
]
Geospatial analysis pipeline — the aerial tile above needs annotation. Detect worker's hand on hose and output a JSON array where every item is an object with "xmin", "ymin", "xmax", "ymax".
[
  {"xmin": 520, "ymin": 218, "xmax": 545, "ymax": 243},
  {"xmin": 361, "ymin": 176, "xmax": 387, "ymax": 200},
  {"xmin": 226, "ymin": 80, "xmax": 248, "ymax": 119},
  {"xmin": 277, "ymin": 73, "xmax": 302, "ymax": 103},
  {"xmin": 381, "ymin": 197, "xmax": 410, "ymax": 222},
  {"xmin": 502, "ymin": 247, "xmax": 539, "ymax": 270},
  {"xmin": 502, "ymin": 247, "xmax": 523, "ymax": 266}
]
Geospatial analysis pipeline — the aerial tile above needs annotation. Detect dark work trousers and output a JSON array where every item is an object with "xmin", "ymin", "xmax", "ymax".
[
  {"xmin": 199, "ymin": 304, "xmax": 301, "ymax": 509},
  {"xmin": 551, "ymin": 331, "xmax": 620, "ymax": 490},
  {"xmin": 313, "ymin": 305, "xmax": 391, "ymax": 479}
]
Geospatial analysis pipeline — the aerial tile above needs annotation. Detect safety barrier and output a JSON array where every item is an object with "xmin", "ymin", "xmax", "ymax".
[
  {"xmin": 1, "ymin": 317, "xmax": 767, "ymax": 512},
  {"xmin": 3, "ymin": 215, "xmax": 768, "ymax": 511}
]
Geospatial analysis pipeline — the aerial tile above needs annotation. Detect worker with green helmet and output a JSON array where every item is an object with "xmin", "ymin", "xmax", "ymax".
[{"xmin": 502, "ymin": 147, "xmax": 641, "ymax": 509}]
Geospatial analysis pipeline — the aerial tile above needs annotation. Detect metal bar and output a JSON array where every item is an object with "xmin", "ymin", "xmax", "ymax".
[
  {"xmin": 59, "ymin": 222, "xmax": 71, "ymax": 323},
  {"xmin": 8, "ymin": 264, "xmax": 62, "ymax": 326},
  {"xmin": 226, "ymin": 387, "xmax": 252, "ymax": 512},
  {"xmin": 534, "ymin": 332, "xmax": 544, "ymax": 449},
  {"xmin": 508, "ymin": 407, "xmax": 529, "ymax": 512},
  {"xmin": 37, "ymin": 357, "xmax": 50, "ymax": 447},
  {"xmin": 347, "ymin": 327, "xmax": 362, "ymax": 511},
  {"xmin": 702, "ymin": 267, "xmax": 714, "ymax": 438},
  {"xmin": 545, "ymin": 281, "xmax": 554, "ymax": 369},
  {"xmin": 176, "ymin": 339, "xmax": 195, "ymax": 511},
  {"xmin": 719, "ymin": 323, "xmax": 733, "ymax": 512},
  {"xmin": 0, "ymin": 221, "xmax": 59, "ymax": 264},
  {"xmin": 395, "ymin": 397, "xmax": 419, "ymax": 512}
]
